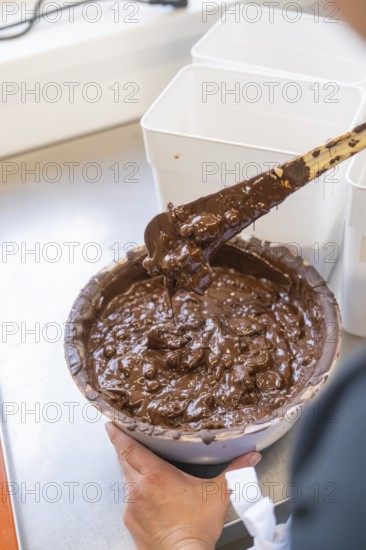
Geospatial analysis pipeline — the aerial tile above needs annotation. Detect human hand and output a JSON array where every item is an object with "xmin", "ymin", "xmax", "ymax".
[{"xmin": 106, "ymin": 422, "xmax": 261, "ymax": 550}]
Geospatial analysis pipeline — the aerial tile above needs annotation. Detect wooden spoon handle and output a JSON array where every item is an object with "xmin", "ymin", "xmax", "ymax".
[{"xmin": 285, "ymin": 121, "xmax": 366, "ymax": 184}]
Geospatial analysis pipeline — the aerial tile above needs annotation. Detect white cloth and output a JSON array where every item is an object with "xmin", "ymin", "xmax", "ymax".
[{"xmin": 225, "ymin": 467, "xmax": 291, "ymax": 550}]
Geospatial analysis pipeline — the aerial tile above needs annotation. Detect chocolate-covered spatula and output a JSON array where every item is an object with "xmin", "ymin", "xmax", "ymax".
[{"xmin": 144, "ymin": 122, "xmax": 366, "ymax": 294}]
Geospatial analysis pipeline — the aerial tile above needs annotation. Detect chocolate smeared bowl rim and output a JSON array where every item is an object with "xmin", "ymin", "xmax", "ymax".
[{"xmin": 64, "ymin": 236, "xmax": 342, "ymax": 445}]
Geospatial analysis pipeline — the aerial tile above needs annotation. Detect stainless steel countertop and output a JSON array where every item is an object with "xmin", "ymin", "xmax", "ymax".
[{"xmin": 1, "ymin": 122, "xmax": 365, "ymax": 550}]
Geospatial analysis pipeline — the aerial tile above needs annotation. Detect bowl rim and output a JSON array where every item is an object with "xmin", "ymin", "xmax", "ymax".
[{"xmin": 64, "ymin": 236, "xmax": 342, "ymax": 444}]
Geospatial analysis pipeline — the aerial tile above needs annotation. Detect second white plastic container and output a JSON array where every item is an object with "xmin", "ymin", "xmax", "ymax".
[
  {"xmin": 342, "ymin": 151, "xmax": 366, "ymax": 337},
  {"xmin": 191, "ymin": 5, "xmax": 366, "ymax": 87},
  {"xmin": 141, "ymin": 64, "xmax": 366, "ymax": 279}
]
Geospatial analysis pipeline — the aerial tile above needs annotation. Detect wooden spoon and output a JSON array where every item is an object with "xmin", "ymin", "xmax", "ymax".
[{"xmin": 143, "ymin": 121, "xmax": 366, "ymax": 294}]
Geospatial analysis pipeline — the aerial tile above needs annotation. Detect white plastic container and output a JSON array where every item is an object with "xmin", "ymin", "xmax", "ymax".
[
  {"xmin": 342, "ymin": 151, "xmax": 366, "ymax": 337},
  {"xmin": 191, "ymin": 5, "xmax": 366, "ymax": 86},
  {"xmin": 141, "ymin": 64, "xmax": 366, "ymax": 278}
]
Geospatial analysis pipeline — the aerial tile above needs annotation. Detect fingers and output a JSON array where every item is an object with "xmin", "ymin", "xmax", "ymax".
[
  {"xmin": 118, "ymin": 454, "xmax": 138, "ymax": 482},
  {"xmin": 105, "ymin": 422, "xmax": 168, "ymax": 476},
  {"xmin": 223, "ymin": 451, "xmax": 262, "ymax": 475},
  {"xmin": 106, "ymin": 422, "xmax": 261, "ymax": 487}
]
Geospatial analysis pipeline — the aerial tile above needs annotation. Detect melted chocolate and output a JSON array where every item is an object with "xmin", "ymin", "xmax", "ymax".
[
  {"xmin": 143, "ymin": 160, "xmax": 310, "ymax": 294},
  {"xmin": 87, "ymin": 260, "xmax": 324, "ymax": 431},
  {"xmin": 65, "ymin": 239, "xmax": 341, "ymax": 442}
]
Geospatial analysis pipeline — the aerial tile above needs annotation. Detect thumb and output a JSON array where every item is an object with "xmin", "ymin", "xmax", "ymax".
[{"xmin": 224, "ymin": 451, "xmax": 262, "ymax": 475}]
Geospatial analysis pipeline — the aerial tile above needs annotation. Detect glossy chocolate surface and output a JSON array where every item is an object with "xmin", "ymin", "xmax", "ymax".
[{"xmin": 86, "ymin": 241, "xmax": 327, "ymax": 431}]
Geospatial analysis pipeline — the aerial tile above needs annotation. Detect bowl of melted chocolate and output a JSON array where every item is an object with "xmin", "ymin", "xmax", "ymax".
[{"xmin": 65, "ymin": 236, "xmax": 341, "ymax": 464}]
